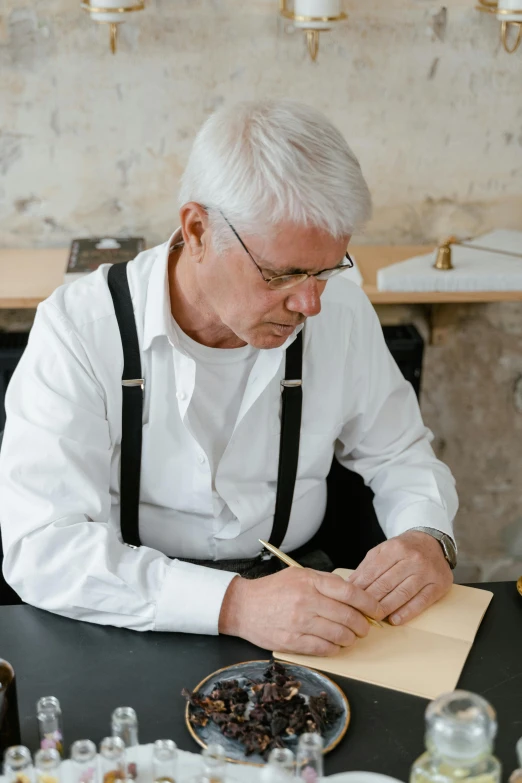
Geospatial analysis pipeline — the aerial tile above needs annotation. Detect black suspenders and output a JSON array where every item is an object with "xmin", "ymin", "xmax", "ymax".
[{"xmin": 107, "ymin": 261, "xmax": 303, "ymax": 552}]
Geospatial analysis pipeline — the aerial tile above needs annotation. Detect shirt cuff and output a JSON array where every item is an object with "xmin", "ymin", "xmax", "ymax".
[
  {"xmin": 154, "ymin": 560, "xmax": 238, "ymax": 634},
  {"xmin": 386, "ymin": 500, "xmax": 455, "ymax": 541}
]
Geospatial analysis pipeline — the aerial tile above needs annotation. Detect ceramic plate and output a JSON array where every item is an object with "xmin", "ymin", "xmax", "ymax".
[{"xmin": 184, "ymin": 659, "xmax": 350, "ymax": 766}]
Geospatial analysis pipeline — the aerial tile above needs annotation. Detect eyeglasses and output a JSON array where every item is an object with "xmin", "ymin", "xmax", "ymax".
[{"xmin": 222, "ymin": 215, "xmax": 354, "ymax": 291}]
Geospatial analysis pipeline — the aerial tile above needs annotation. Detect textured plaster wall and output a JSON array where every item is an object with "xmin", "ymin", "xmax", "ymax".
[{"xmin": 1, "ymin": 0, "xmax": 522, "ymax": 580}]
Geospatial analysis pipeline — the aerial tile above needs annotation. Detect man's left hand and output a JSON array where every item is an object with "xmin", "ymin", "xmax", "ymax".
[{"xmin": 347, "ymin": 530, "xmax": 453, "ymax": 626}]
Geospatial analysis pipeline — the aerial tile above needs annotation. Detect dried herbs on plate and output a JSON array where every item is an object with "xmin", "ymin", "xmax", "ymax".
[{"xmin": 182, "ymin": 661, "xmax": 342, "ymax": 757}]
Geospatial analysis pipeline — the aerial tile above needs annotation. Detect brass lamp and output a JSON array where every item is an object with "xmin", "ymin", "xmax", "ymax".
[
  {"xmin": 81, "ymin": 0, "xmax": 145, "ymax": 54},
  {"xmin": 476, "ymin": 0, "xmax": 522, "ymax": 54},
  {"xmin": 280, "ymin": 0, "xmax": 347, "ymax": 61}
]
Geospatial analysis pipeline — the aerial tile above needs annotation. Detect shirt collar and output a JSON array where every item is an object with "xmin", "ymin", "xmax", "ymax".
[
  {"xmin": 142, "ymin": 227, "xmax": 183, "ymax": 351},
  {"xmin": 142, "ymin": 227, "xmax": 304, "ymax": 354}
]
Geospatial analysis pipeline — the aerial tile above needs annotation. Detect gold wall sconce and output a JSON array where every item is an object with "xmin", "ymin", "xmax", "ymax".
[
  {"xmin": 81, "ymin": 0, "xmax": 145, "ymax": 54},
  {"xmin": 280, "ymin": 0, "xmax": 347, "ymax": 61},
  {"xmin": 476, "ymin": 0, "xmax": 522, "ymax": 53}
]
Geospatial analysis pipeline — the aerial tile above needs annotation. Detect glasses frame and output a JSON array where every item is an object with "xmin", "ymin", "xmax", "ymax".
[{"xmin": 222, "ymin": 215, "xmax": 354, "ymax": 291}]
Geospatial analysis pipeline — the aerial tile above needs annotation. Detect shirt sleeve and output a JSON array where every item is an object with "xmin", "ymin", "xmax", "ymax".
[
  {"xmin": 0, "ymin": 302, "xmax": 236, "ymax": 633},
  {"xmin": 335, "ymin": 293, "xmax": 458, "ymax": 541}
]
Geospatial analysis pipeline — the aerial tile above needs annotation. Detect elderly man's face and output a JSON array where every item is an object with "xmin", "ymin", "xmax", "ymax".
[{"xmin": 199, "ymin": 219, "xmax": 351, "ymax": 349}]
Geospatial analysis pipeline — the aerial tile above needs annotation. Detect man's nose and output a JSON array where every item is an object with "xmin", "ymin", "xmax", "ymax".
[{"xmin": 285, "ymin": 277, "xmax": 324, "ymax": 318}]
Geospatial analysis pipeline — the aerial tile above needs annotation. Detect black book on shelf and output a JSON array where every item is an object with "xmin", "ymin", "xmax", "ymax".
[{"xmin": 65, "ymin": 237, "xmax": 145, "ymax": 281}]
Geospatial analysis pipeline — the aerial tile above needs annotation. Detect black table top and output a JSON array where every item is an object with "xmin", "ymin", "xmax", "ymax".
[{"xmin": 0, "ymin": 581, "xmax": 520, "ymax": 780}]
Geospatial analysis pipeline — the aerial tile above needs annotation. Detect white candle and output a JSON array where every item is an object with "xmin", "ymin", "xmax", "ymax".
[
  {"xmin": 294, "ymin": 0, "xmax": 341, "ymax": 19},
  {"xmin": 497, "ymin": 0, "xmax": 522, "ymax": 19},
  {"xmin": 88, "ymin": 0, "xmax": 140, "ymax": 23}
]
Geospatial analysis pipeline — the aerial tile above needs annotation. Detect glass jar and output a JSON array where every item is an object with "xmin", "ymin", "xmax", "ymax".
[
  {"xmin": 35, "ymin": 747, "xmax": 61, "ymax": 783},
  {"xmin": 296, "ymin": 733, "xmax": 324, "ymax": 782},
  {"xmin": 200, "ymin": 743, "xmax": 226, "ymax": 783},
  {"xmin": 36, "ymin": 697, "xmax": 64, "ymax": 757},
  {"xmin": 111, "ymin": 707, "xmax": 138, "ymax": 748},
  {"xmin": 70, "ymin": 739, "xmax": 98, "ymax": 783},
  {"xmin": 261, "ymin": 747, "xmax": 295, "ymax": 782},
  {"xmin": 410, "ymin": 691, "xmax": 501, "ymax": 783},
  {"xmin": 153, "ymin": 739, "xmax": 178, "ymax": 783},
  {"xmin": 3, "ymin": 745, "xmax": 34, "ymax": 783},
  {"xmin": 99, "ymin": 736, "xmax": 126, "ymax": 783},
  {"xmin": 111, "ymin": 707, "xmax": 138, "ymax": 780}
]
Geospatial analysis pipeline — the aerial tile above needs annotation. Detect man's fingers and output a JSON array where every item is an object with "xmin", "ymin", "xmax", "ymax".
[
  {"xmin": 279, "ymin": 634, "xmax": 341, "ymax": 657},
  {"xmin": 348, "ymin": 542, "xmax": 403, "ymax": 591},
  {"xmin": 388, "ymin": 582, "xmax": 441, "ymax": 626},
  {"xmin": 313, "ymin": 595, "xmax": 371, "ymax": 638},
  {"xmin": 314, "ymin": 572, "xmax": 385, "ymax": 622},
  {"xmin": 306, "ymin": 617, "xmax": 358, "ymax": 649},
  {"xmin": 376, "ymin": 574, "xmax": 425, "ymax": 618},
  {"xmin": 363, "ymin": 561, "xmax": 416, "ymax": 603}
]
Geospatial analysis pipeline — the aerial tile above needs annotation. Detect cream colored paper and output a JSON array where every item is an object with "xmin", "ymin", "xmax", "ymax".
[{"xmin": 275, "ymin": 569, "xmax": 493, "ymax": 700}]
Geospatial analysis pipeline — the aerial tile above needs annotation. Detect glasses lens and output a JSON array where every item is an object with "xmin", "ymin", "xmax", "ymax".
[
  {"xmin": 268, "ymin": 274, "xmax": 308, "ymax": 290},
  {"xmin": 316, "ymin": 266, "xmax": 347, "ymax": 281}
]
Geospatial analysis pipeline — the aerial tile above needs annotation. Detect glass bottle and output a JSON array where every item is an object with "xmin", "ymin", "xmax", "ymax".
[
  {"xmin": 36, "ymin": 697, "xmax": 64, "ymax": 757},
  {"xmin": 410, "ymin": 690, "xmax": 501, "ymax": 783},
  {"xmin": 99, "ymin": 736, "xmax": 126, "ymax": 783},
  {"xmin": 111, "ymin": 707, "xmax": 138, "ymax": 748},
  {"xmin": 200, "ymin": 743, "xmax": 226, "ymax": 783},
  {"xmin": 508, "ymin": 737, "xmax": 522, "ymax": 783},
  {"xmin": 35, "ymin": 748, "xmax": 61, "ymax": 783},
  {"xmin": 260, "ymin": 747, "xmax": 294, "ymax": 783},
  {"xmin": 111, "ymin": 707, "xmax": 138, "ymax": 780},
  {"xmin": 153, "ymin": 739, "xmax": 178, "ymax": 783},
  {"xmin": 70, "ymin": 739, "xmax": 98, "ymax": 783},
  {"xmin": 3, "ymin": 745, "xmax": 34, "ymax": 783},
  {"xmin": 0, "ymin": 658, "xmax": 21, "ymax": 753},
  {"xmin": 296, "ymin": 733, "xmax": 324, "ymax": 783}
]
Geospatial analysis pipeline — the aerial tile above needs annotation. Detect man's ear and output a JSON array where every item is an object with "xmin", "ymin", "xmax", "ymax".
[{"xmin": 179, "ymin": 203, "xmax": 209, "ymax": 260}]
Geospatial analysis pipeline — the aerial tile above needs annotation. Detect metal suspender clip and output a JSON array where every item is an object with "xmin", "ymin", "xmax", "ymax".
[
  {"xmin": 122, "ymin": 379, "xmax": 145, "ymax": 390},
  {"xmin": 280, "ymin": 379, "xmax": 302, "ymax": 389}
]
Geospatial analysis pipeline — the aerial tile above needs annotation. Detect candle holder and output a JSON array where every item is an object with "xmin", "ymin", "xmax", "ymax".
[
  {"xmin": 280, "ymin": 0, "xmax": 347, "ymax": 61},
  {"xmin": 81, "ymin": 0, "xmax": 145, "ymax": 54},
  {"xmin": 476, "ymin": 0, "xmax": 522, "ymax": 53}
]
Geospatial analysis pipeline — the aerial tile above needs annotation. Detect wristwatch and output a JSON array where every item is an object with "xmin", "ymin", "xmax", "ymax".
[{"xmin": 409, "ymin": 526, "xmax": 458, "ymax": 570}]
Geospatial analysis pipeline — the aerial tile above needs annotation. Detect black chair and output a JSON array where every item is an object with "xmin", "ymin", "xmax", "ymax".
[{"xmin": 315, "ymin": 458, "xmax": 386, "ymax": 570}]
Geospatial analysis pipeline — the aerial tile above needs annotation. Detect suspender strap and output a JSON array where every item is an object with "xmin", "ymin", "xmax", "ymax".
[
  {"xmin": 107, "ymin": 262, "xmax": 144, "ymax": 548},
  {"xmin": 268, "ymin": 329, "xmax": 303, "ymax": 550},
  {"xmin": 107, "ymin": 258, "xmax": 303, "ymax": 552}
]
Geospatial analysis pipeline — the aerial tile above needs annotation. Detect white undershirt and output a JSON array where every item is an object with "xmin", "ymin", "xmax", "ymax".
[{"xmin": 171, "ymin": 318, "xmax": 259, "ymax": 516}]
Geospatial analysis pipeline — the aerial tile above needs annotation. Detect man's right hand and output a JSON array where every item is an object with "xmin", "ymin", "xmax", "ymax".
[{"xmin": 218, "ymin": 567, "xmax": 385, "ymax": 656}]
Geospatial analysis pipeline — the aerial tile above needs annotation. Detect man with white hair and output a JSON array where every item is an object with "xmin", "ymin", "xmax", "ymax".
[{"xmin": 0, "ymin": 100, "xmax": 457, "ymax": 655}]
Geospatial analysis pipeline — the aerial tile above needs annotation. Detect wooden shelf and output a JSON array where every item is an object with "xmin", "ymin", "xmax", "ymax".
[
  {"xmin": 1, "ymin": 245, "xmax": 522, "ymax": 309},
  {"xmin": 353, "ymin": 245, "xmax": 522, "ymax": 305}
]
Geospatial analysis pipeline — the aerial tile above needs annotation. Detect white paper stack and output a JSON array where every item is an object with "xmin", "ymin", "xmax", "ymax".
[{"xmin": 377, "ymin": 230, "xmax": 522, "ymax": 293}]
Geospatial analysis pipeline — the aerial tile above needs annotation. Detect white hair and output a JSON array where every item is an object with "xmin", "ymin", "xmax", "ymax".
[{"xmin": 178, "ymin": 99, "xmax": 372, "ymax": 251}]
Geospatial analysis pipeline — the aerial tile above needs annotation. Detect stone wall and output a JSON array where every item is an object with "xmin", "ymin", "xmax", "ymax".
[{"xmin": 1, "ymin": 0, "xmax": 522, "ymax": 581}]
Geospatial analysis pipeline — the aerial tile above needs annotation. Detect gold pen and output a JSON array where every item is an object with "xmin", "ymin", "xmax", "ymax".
[{"xmin": 259, "ymin": 538, "xmax": 383, "ymax": 629}]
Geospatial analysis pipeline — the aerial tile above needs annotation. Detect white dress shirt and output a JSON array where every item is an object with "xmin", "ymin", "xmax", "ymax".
[{"xmin": 0, "ymin": 231, "xmax": 458, "ymax": 634}]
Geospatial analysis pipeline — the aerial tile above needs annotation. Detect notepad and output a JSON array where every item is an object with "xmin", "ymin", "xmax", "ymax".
[{"xmin": 274, "ymin": 569, "xmax": 493, "ymax": 700}]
